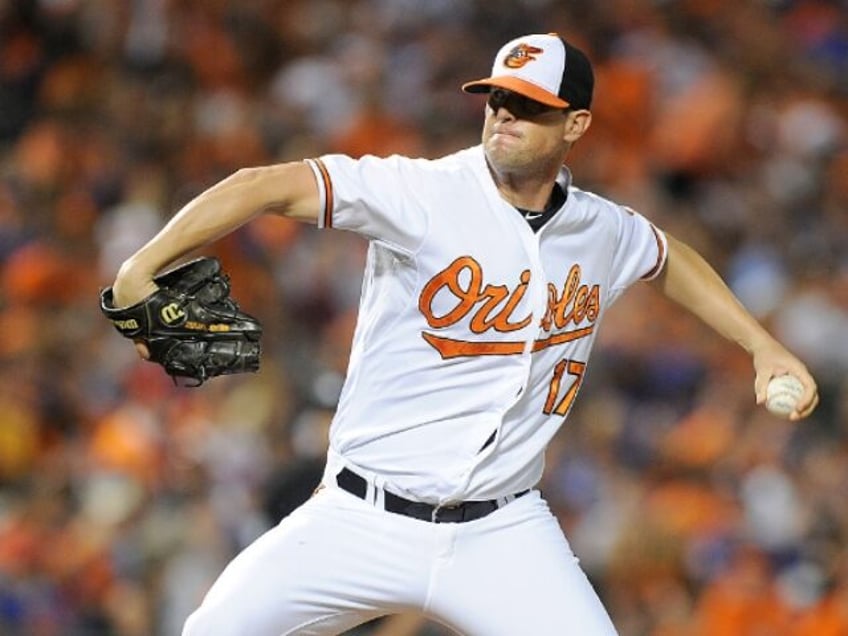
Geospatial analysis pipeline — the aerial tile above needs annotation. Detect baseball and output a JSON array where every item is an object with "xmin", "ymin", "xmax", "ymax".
[{"xmin": 766, "ymin": 374, "xmax": 804, "ymax": 418}]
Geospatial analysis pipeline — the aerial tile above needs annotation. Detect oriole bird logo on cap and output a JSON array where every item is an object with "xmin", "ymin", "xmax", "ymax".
[{"xmin": 503, "ymin": 44, "xmax": 543, "ymax": 69}]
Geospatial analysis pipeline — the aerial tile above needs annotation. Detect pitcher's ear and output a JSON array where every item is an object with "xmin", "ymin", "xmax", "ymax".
[{"xmin": 563, "ymin": 109, "xmax": 592, "ymax": 143}]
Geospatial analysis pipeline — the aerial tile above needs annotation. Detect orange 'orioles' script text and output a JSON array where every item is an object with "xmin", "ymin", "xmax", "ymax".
[{"xmin": 418, "ymin": 257, "xmax": 599, "ymax": 359}]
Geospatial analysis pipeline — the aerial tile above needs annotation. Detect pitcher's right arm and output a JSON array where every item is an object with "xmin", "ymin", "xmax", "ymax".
[{"xmin": 112, "ymin": 161, "xmax": 319, "ymax": 308}]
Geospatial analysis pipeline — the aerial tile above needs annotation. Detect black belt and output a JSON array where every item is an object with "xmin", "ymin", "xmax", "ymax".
[{"xmin": 336, "ymin": 467, "xmax": 529, "ymax": 524}]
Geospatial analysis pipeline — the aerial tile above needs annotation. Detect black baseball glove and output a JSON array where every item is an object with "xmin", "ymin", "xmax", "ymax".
[{"xmin": 100, "ymin": 256, "xmax": 262, "ymax": 385}]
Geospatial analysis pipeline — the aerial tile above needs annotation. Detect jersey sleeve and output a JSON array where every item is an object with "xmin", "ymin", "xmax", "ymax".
[
  {"xmin": 609, "ymin": 205, "xmax": 667, "ymax": 294},
  {"xmin": 305, "ymin": 153, "xmax": 428, "ymax": 254}
]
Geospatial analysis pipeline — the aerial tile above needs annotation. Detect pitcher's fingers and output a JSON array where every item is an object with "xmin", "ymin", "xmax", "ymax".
[
  {"xmin": 134, "ymin": 341, "xmax": 150, "ymax": 360},
  {"xmin": 792, "ymin": 389, "xmax": 819, "ymax": 420}
]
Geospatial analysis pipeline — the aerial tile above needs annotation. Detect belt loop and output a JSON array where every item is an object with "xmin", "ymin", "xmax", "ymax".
[
  {"xmin": 366, "ymin": 473, "xmax": 379, "ymax": 506},
  {"xmin": 373, "ymin": 481, "xmax": 383, "ymax": 507}
]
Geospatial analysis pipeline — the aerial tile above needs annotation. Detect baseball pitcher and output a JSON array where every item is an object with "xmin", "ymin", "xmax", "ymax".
[{"xmin": 107, "ymin": 33, "xmax": 819, "ymax": 635}]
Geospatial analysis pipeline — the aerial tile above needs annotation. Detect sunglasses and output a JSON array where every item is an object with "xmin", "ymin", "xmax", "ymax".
[{"xmin": 487, "ymin": 88, "xmax": 565, "ymax": 119}]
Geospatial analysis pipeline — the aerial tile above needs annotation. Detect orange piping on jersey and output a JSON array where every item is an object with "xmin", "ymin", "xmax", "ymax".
[
  {"xmin": 641, "ymin": 225, "xmax": 666, "ymax": 280},
  {"xmin": 312, "ymin": 158, "xmax": 334, "ymax": 228}
]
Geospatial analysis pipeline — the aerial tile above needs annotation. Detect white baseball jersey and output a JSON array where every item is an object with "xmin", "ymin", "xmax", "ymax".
[
  {"xmin": 184, "ymin": 146, "xmax": 653, "ymax": 635},
  {"xmin": 305, "ymin": 145, "xmax": 666, "ymax": 504}
]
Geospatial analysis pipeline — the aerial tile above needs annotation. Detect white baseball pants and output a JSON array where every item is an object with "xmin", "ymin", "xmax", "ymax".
[{"xmin": 182, "ymin": 483, "xmax": 617, "ymax": 635}]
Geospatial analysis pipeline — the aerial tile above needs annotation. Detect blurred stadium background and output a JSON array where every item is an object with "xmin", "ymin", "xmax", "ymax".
[{"xmin": 0, "ymin": 0, "xmax": 846, "ymax": 634}]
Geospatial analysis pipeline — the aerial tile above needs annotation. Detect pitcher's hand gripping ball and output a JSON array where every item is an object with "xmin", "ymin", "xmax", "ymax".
[
  {"xmin": 765, "ymin": 374, "xmax": 805, "ymax": 418},
  {"xmin": 100, "ymin": 257, "xmax": 262, "ymax": 385}
]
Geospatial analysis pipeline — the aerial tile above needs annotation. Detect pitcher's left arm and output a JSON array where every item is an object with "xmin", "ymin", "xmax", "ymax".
[{"xmin": 650, "ymin": 234, "xmax": 818, "ymax": 420}]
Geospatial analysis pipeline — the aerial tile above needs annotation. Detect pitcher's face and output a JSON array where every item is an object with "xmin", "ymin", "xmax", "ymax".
[
  {"xmin": 482, "ymin": 89, "xmax": 591, "ymax": 176},
  {"xmin": 482, "ymin": 89, "xmax": 570, "ymax": 174}
]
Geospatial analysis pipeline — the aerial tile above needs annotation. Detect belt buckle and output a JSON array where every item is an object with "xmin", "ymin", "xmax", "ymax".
[{"xmin": 431, "ymin": 502, "xmax": 461, "ymax": 523}]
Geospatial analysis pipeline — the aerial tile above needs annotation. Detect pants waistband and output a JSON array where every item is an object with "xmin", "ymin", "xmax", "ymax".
[{"xmin": 335, "ymin": 467, "xmax": 528, "ymax": 524}]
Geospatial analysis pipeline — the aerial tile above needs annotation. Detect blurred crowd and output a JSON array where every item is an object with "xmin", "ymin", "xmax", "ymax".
[{"xmin": 0, "ymin": 0, "xmax": 846, "ymax": 634}]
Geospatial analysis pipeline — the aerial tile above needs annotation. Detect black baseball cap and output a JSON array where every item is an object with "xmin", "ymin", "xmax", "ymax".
[{"xmin": 462, "ymin": 33, "xmax": 594, "ymax": 110}]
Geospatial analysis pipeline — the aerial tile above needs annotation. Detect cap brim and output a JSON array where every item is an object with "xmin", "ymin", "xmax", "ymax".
[{"xmin": 461, "ymin": 77, "xmax": 570, "ymax": 108}]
